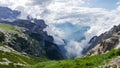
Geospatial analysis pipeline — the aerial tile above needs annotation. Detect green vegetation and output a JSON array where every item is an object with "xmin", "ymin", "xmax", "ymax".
[
  {"xmin": 0, "ymin": 50, "xmax": 35, "ymax": 68},
  {"xmin": 0, "ymin": 23, "xmax": 21, "ymax": 33},
  {"xmin": 28, "ymin": 49, "xmax": 120, "ymax": 68},
  {"xmin": 0, "ymin": 23, "xmax": 49, "ymax": 68},
  {"xmin": 0, "ymin": 45, "xmax": 49, "ymax": 68}
]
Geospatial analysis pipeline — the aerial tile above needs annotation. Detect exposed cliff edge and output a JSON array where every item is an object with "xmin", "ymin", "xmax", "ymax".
[
  {"xmin": 0, "ymin": 7, "xmax": 64, "ymax": 68},
  {"xmin": 0, "ymin": 19, "xmax": 64, "ymax": 61},
  {"xmin": 85, "ymin": 24, "xmax": 120, "ymax": 56}
]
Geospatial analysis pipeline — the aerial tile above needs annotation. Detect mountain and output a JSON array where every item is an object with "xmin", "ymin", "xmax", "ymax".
[
  {"xmin": 28, "ymin": 24, "xmax": 120, "ymax": 68},
  {"xmin": 0, "ymin": 6, "xmax": 120, "ymax": 68},
  {"xmin": 0, "ymin": 19, "xmax": 64, "ymax": 68},
  {"xmin": 0, "ymin": 7, "xmax": 65, "ymax": 68},
  {"xmin": 85, "ymin": 24, "xmax": 120, "ymax": 56},
  {"xmin": 0, "ymin": 19, "xmax": 64, "ymax": 59},
  {"xmin": 0, "ymin": 7, "xmax": 20, "ymax": 19}
]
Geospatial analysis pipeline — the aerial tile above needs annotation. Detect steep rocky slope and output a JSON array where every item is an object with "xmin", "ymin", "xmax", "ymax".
[
  {"xmin": 0, "ymin": 23, "xmax": 40, "ymax": 68},
  {"xmin": 0, "ymin": 20, "xmax": 63, "ymax": 68},
  {"xmin": 27, "ymin": 24, "xmax": 120, "ymax": 68},
  {"xmin": 0, "ymin": 6, "xmax": 64, "ymax": 61},
  {"xmin": 107, "ymin": 56, "xmax": 120, "ymax": 68},
  {"xmin": 83, "ymin": 24, "xmax": 120, "ymax": 56},
  {"xmin": 0, "ymin": 19, "xmax": 64, "ymax": 60}
]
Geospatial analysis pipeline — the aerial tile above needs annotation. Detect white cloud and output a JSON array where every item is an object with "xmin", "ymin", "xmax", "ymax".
[
  {"xmin": 43, "ymin": 0, "xmax": 120, "ymax": 58},
  {"xmin": 29, "ymin": 0, "xmax": 55, "ymax": 7},
  {"xmin": 65, "ymin": 41, "xmax": 85, "ymax": 58},
  {"xmin": 0, "ymin": 0, "xmax": 54, "ymax": 19},
  {"xmin": 45, "ymin": 25, "xmax": 65, "ymax": 45}
]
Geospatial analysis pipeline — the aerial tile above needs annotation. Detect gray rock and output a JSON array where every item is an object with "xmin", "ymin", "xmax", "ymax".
[{"xmin": 84, "ymin": 24, "xmax": 120, "ymax": 56}]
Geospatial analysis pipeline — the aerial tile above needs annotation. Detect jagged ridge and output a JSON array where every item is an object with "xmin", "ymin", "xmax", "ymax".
[{"xmin": 86, "ymin": 24, "xmax": 120, "ymax": 55}]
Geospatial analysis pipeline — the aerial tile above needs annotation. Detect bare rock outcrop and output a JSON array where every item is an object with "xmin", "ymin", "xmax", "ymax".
[{"xmin": 85, "ymin": 24, "xmax": 120, "ymax": 56}]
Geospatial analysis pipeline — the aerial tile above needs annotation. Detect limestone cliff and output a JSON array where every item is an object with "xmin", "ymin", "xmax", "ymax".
[
  {"xmin": 0, "ymin": 19, "xmax": 64, "ymax": 60},
  {"xmin": 86, "ymin": 24, "xmax": 120, "ymax": 56}
]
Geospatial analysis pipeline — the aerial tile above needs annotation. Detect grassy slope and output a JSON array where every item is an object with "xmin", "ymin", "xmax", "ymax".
[
  {"xmin": 28, "ymin": 49, "xmax": 120, "ymax": 68},
  {"xmin": 0, "ymin": 48, "xmax": 48, "ymax": 68},
  {"xmin": 0, "ymin": 23, "xmax": 48, "ymax": 68},
  {"xmin": 0, "ymin": 23, "xmax": 19, "ymax": 33},
  {"xmin": 0, "ymin": 50, "xmax": 37, "ymax": 68}
]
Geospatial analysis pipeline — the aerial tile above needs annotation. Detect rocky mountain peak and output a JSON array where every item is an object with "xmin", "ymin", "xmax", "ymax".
[
  {"xmin": 0, "ymin": 7, "xmax": 21, "ymax": 19},
  {"xmin": 84, "ymin": 24, "xmax": 120, "ymax": 56}
]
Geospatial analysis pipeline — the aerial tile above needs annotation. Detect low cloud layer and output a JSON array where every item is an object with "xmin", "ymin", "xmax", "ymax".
[{"xmin": 29, "ymin": 0, "xmax": 54, "ymax": 7}]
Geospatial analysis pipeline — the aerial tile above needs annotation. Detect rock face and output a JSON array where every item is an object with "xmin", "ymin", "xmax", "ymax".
[
  {"xmin": 107, "ymin": 56, "xmax": 120, "ymax": 68},
  {"xmin": 0, "ymin": 7, "xmax": 20, "ymax": 19},
  {"xmin": 85, "ymin": 24, "xmax": 120, "ymax": 56},
  {"xmin": 0, "ymin": 6, "xmax": 64, "ymax": 60},
  {"xmin": 0, "ymin": 19, "xmax": 64, "ymax": 60}
]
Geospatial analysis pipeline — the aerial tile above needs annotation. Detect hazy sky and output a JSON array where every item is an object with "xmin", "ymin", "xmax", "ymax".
[{"xmin": 85, "ymin": 0, "xmax": 119, "ymax": 10}]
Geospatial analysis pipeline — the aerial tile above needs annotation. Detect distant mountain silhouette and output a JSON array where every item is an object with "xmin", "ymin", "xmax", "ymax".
[{"xmin": 0, "ymin": 7, "xmax": 21, "ymax": 19}]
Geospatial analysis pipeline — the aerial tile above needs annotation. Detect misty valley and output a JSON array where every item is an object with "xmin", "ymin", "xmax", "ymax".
[{"xmin": 0, "ymin": 0, "xmax": 120, "ymax": 68}]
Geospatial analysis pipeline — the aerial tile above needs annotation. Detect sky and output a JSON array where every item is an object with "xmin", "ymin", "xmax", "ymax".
[
  {"xmin": 85, "ymin": 0, "xmax": 119, "ymax": 10},
  {"xmin": 0, "ymin": 0, "xmax": 120, "ymax": 58}
]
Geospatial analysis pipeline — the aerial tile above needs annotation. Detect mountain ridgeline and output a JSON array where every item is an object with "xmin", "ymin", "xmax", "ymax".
[
  {"xmin": 1, "ymin": 19, "xmax": 120, "ymax": 68},
  {"xmin": 86, "ymin": 24, "xmax": 120, "ymax": 56},
  {"xmin": 0, "ymin": 19, "xmax": 65, "ymax": 68},
  {"xmin": 28, "ymin": 23, "xmax": 120, "ymax": 68},
  {"xmin": 1, "ymin": 7, "xmax": 120, "ymax": 68},
  {"xmin": 0, "ymin": 19, "xmax": 64, "ymax": 60},
  {"xmin": 0, "ymin": 7, "xmax": 20, "ymax": 19}
]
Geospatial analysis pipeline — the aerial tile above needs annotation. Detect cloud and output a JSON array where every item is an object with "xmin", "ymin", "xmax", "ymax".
[
  {"xmin": 65, "ymin": 41, "xmax": 84, "ymax": 58},
  {"xmin": 43, "ymin": 0, "xmax": 120, "ymax": 58},
  {"xmin": 29, "ymin": 0, "xmax": 55, "ymax": 7},
  {"xmin": 0, "ymin": 0, "xmax": 54, "ymax": 19},
  {"xmin": 45, "ymin": 25, "xmax": 65, "ymax": 45}
]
